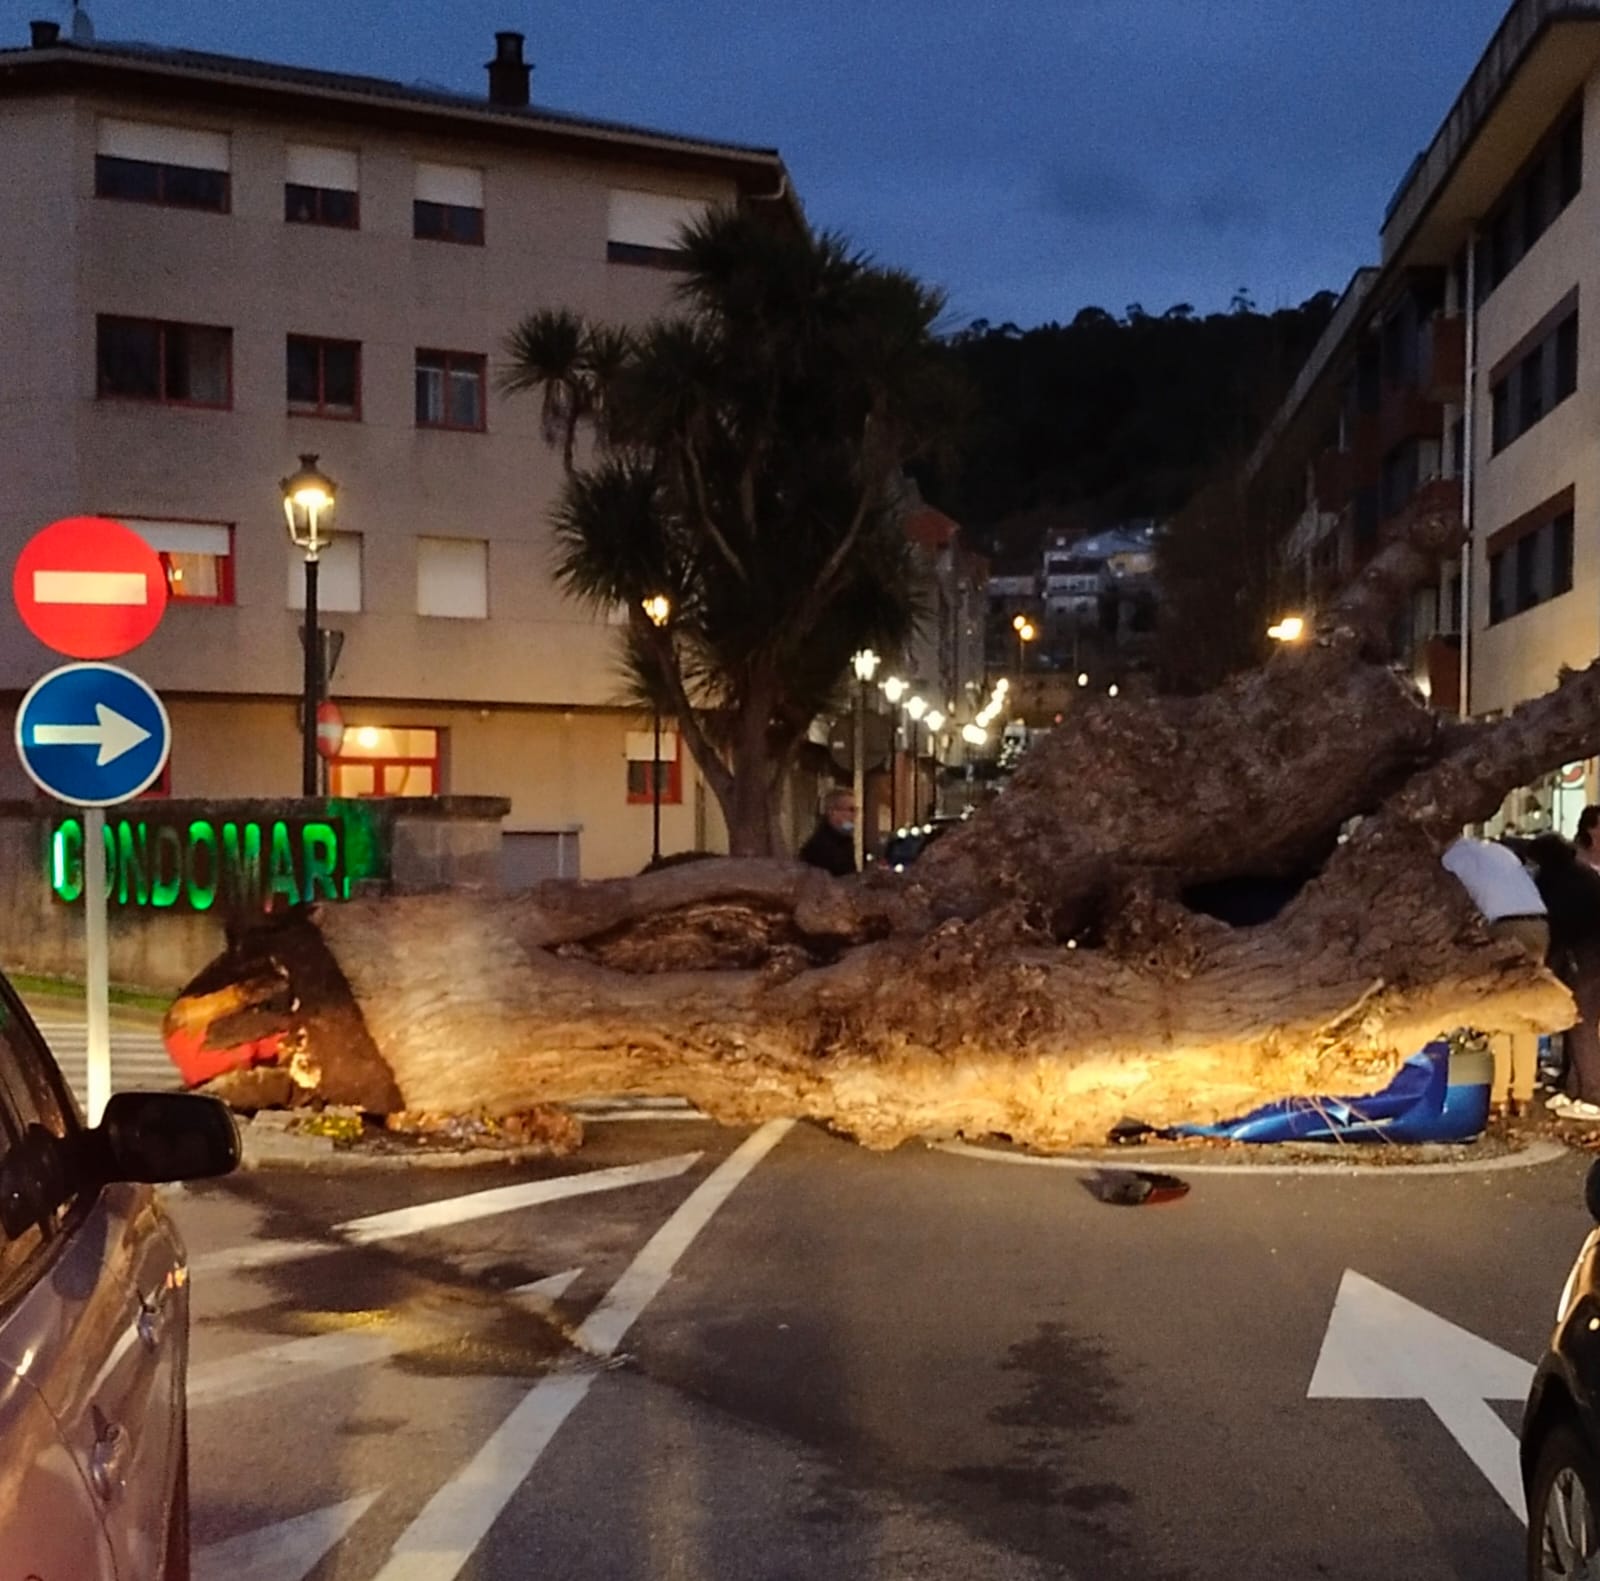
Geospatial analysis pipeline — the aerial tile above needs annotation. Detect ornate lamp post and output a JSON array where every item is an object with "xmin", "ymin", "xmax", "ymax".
[
  {"xmin": 882, "ymin": 676, "xmax": 907, "ymax": 830},
  {"xmin": 280, "ymin": 453, "xmax": 337, "ymax": 797},
  {"xmin": 924, "ymin": 709, "xmax": 946, "ymax": 820},
  {"xmin": 906, "ymin": 694, "xmax": 928, "ymax": 825},
  {"xmin": 850, "ymin": 649, "xmax": 881, "ymax": 868},
  {"xmin": 642, "ymin": 593, "xmax": 673, "ymax": 865}
]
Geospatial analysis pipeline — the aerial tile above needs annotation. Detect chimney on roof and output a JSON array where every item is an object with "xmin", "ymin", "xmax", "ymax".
[
  {"xmin": 29, "ymin": 19, "xmax": 60, "ymax": 46},
  {"xmin": 487, "ymin": 31, "xmax": 531, "ymax": 107}
]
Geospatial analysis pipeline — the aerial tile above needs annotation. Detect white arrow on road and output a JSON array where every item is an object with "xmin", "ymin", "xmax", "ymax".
[
  {"xmin": 1309, "ymin": 1268, "xmax": 1535, "ymax": 1521},
  {"xmin": 195, "ymin": 1491, "xmax": 380, "ymax": 1581},
  {"xmin": 31, "ymin": 702, "xmax": 151, "ymax": 765}
]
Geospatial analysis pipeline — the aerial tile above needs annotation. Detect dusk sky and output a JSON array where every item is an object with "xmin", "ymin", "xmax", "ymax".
[{"xmin": 6, "ymin": 0, "xmax": 1515, "ymax": 327}]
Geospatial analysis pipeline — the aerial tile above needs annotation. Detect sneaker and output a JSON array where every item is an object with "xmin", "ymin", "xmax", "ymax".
[{"xmin": 1548, "ymin": 1094, "xmax": 1600, "ymax": 1121}]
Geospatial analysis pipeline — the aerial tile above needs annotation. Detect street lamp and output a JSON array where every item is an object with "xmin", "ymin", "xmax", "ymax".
[
  {"xmin": 281, "ymin": 453, "xmax": 337, "ymax": 797},
  {"xmin": 643, "ymin": 593, "xmax": 672, "ymax": 865},
  {"xmin": 1268, "ymin": 614, "xmax": 1307, "ymax": 643},
  {"xmin": 851, "ymin": 649, "xmax": 881, "ymax": 869},
  {"xmin": 881, "ymin": 677, "xmax": 907, "ymax": 827},
  {"xmin": 1012, "ymin": 613, "xmax": 1036, "ymax": 675},
  {"xmin": 1077, "ymin": 672, "xmax": 1089, "ymax": 687},
  {"xmin": 906, "ymin": 695, "xmax": 928, "ymax": 824}
]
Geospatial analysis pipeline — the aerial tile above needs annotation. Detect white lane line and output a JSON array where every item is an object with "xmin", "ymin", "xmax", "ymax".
[
  {"xmin": 932, "ymin": 1137, "xmax": 1572, "ymax": 1177},
  {"xmin": 191, "ymin": 1270, "xmax": 588, "ymax": 1406},
  {"xmin": 372, "ymin": 1118, "xmax": 794, "ymax": 1581},
  {"xmin": 191, "ymin": 1328, "xmax": 401, "ymax": 1406},
  {"xmin": 192, "ymin": 1153, "xmax": 702, "ymax": 1276},
  {"xmin": 195, "ymin": 1492, "xmax": 380, "ymax": 1581},
  {"xmin": 579, "ymin": 1110, "xmax": 712, "ymax": 1123}
]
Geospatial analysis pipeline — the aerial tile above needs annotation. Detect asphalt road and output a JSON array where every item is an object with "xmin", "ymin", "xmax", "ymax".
[{"xmin": 168, "ymin": 1119, "xmax": 1599, "ymax": 1581}]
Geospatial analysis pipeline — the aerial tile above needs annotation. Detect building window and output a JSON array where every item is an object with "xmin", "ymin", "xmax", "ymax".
[
  {"xmin": 286, "ymin": 532, "xmax": 362, "ymax": 613},
  {"xmin": 1490, "ymin": 306, "xmax": 1579, "ymax": 455},
  {"xmin": 414, "ymin": 162, "xmax": 484, "ymax": 244},
  {"xmin": 415, "ymin": 350, "xmax": 486, "ymax": 431},
  {"xmin": 607, "ymin": 189, "xmax": 709, "ymax": 267},
  {"xmin": 95, "ymin": 118, "xmax": 230, "ymax": 211},
  {"xmin": 330, "ymin": 726, "xmax": 441, "ymax": 797},
  {"xmin": 97, "ymin": 317, "xmax": 231, "ymax": 408},
  {"xmin": 416, "ymin": 537, "xmax": 488, "ymax": 618},
  {"xmin": 1477, "ymin": 101, "xmax": 1583, "ymax": 301},
  {"xmin": 285, "ymin": 143, "xmax": 359, "ymax": 227},
  {"xmin": 626, "ymin": 730, "xmax": 682, "ymax": 804},
  {"xmin": 122, "ymin": 519, "xmax": 234, "ymax": 604},
  {"xmin": 1488, "ymin": 504, "xmax": 1575, "ymax": 625},
  {"xmin": 287, "ymin": 336, "xmax": 360, "ymax": 419}
]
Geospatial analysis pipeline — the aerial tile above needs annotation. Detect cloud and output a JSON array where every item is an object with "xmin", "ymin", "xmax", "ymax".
[{"xmin": 1044, "ymin": 165, "xmax": 1156, "ymax": 223}]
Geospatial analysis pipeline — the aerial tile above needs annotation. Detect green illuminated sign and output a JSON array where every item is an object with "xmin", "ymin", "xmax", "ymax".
[{"xmin": 51, "ymin": 816, "xmax": 347, "ymax": 913}]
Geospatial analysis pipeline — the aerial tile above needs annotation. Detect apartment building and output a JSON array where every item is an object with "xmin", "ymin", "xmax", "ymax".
[
  {"xmin": 0, "ymin": 22, "xmax": 797, "ymax": 876},
  {"xmin": 1245, "ymin": 0, "xmax": 1600, "ymax": 832}
]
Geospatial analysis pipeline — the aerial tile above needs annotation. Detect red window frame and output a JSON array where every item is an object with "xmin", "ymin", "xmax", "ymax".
[
  {"xmin": 96, "ymin": 316, "xmax": 233, "ymax": 411},
  {"xmin": 627, "ymin": 733, "xmax": 683, "ymax": 805},
  {"xmin": 94, "ymin": 154, "xmax": 231, "ymax": 213},
  {"xmin": 413, "ymin": 200, "xmax": 485, "ymax": 246},
  {"xmin": 287, "ymin": 335, "xmax": 362, "ymax": 421},
  {"xmin": 115, "ymin": 516, "xmax": 236, "ymax": 607},
  {"xmin": 415, "ymin": 350, "xmax": 488, "ymax": 433},
  {"xmin": 329, "ymin": 727, "xmax": 443, "ymax": 798},
  {"xmin": 285, "ymin": 183, "xmax": 360, "ymax": 229}
]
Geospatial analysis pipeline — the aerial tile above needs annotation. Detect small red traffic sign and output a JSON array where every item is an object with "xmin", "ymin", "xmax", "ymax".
[
  {"xmin": 14, "ymin": 516, "xmax": 168, "ymax": 659},
  {"xmin": 315, "ymin": 700, "xmax": 346, "ymax": 760}
]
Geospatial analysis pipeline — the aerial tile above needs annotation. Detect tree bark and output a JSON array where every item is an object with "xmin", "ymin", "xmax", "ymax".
[{"xmin": 168, "ymin": 511, "xmax": 1596, "ymax": 1150}]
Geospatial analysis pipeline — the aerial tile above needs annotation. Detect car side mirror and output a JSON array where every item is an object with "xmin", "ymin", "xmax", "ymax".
[
  {"xmin": 96, "ymin": 1092, "xmax": 240, "ymax": 1185},
  {"xmin": 1585, "ymin": 1158, "xmax": 1600, "ymax": 1224}
]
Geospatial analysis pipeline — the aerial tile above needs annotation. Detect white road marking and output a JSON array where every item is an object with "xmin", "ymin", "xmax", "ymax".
[
  {"xmin": 511, "ymin": 1266, "xmax": 582, "ymax": 1304},
  {"xmin": 1308, "ymin": 1268, "xmax": 1535, "ymax": 1521},
  {"xmin": 33, "ymin": 567, "xmax": 149, "ymax": 605},
  {"xmin": 371, "ymin": 1119, "xmax": 794, "ymax": 1581},
  {"xmin": 192, "ymin": 1153, "xmax": 702, "ymax": 1277},
  {"xmin": 191, "ymin": 1328, "xmax": 400, "ymax": 1406},
  {"xmin": 195, "ymin": 1491, "xmax": 380, "ymax": 1581},
  {"xmin": 934, "ymin": 1137, "xmax": 1570, "ymax": 1177},
  {"xmin": 191, "ymin": 1269, "xmax": 589, "ymax": 1405}
]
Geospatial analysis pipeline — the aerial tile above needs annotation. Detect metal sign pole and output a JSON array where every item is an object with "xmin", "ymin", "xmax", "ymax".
[{"xmin": 83, "ymin": 803, "xmax": 110, "ymax": 1124}]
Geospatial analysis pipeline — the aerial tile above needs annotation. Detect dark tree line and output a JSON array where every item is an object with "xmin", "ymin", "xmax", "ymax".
[{"xmin": 931, "ymin": 294, "xmax": 1338, "ymax": 565}]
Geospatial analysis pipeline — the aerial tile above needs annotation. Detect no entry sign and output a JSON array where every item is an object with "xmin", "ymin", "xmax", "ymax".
[{"xmin": 14, "ymin": 515, "xmax": 168, "ymax": 659}]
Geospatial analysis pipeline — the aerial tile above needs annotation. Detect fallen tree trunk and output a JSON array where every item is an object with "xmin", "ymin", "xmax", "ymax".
[{"xmin": 164, "ymin": 511, "xmax": 1600, "ymax": 1149}]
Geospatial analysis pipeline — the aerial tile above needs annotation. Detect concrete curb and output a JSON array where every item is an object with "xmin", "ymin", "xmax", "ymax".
[
  {"xmin": 236, "ymin": 1122, "xmax": 580, "ymax": 1173},
  {"xmin": 931, "ymin": 1136, "xmax": 1574, "ymax": 1177}
]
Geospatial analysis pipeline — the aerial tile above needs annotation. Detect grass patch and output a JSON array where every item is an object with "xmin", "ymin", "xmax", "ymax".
[{"xmin": 10, "ymin": 974, "xmax": 172, "ymax": 1015}]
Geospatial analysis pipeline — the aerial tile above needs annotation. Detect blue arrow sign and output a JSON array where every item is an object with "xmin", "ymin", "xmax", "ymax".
[{"xmin": 15, "ymin": 662, "xmax": 171, "ymax": 806}]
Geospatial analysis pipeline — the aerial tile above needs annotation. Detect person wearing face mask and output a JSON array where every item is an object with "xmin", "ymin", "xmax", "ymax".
[{"xmin": 799, "ymin": 787, "xmax": 859, "ymax": 876}]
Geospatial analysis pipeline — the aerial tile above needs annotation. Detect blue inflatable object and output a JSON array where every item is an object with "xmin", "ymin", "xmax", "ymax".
[{"xmin": 1171, "ymin": 1040, "xmax": 1490, "ymax": 1144}]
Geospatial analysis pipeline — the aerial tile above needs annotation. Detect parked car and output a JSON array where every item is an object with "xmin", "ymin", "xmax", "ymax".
[
  {"xmin": 1523, "ymin": 1157, "xmax": 1600, "ymax": 1578},
  {"xmin": 0, "ymin": 975, "xmax": 239, "ymax": 1579},
  {"xmin": 881, "ymin": 812, "xmax": 973, "ymax": 871}
]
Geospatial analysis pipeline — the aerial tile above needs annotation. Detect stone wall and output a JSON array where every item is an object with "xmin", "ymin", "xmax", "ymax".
[{"xmin": 0, "ymin": 796, "xmax": 510, "ymax": 995}]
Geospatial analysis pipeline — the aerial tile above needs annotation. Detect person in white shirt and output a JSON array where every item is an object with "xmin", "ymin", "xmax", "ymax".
[{"xmin": 1442, "ymin": 836, "xmax": 1550, "ymax": 1115}]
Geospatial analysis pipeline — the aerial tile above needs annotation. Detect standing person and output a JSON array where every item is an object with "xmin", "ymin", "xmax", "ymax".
[
  {"xmin": 1516, "ymin": 834, "xmax": 1600, "ymax": 1113},
  {"xmin": 1441, "ymin": 836, "xmax": 1549, "ymax": 1116},
  {"xmin": 1577, "ymin": 805, "xmax": 1600, "ymax": 872},
  {"xmin": 799, "ymin": 788, "xmax": 858, "ymax": 877}
]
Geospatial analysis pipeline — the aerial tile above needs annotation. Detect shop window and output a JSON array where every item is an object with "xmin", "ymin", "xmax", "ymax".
[
  {"xmin": 329, "ymin": 726, "xmax": 441, "ymax": 797},
  {"xmin": 122, "ymin": 519, "xmax": 234, "ymax": 605},
  {"xmin": 97, "ymin": 317, "xmax": 231, "ymax": 408},
  {"xmin": 626, "ymin": 729, "xmax": 682, "ymax": 804}
]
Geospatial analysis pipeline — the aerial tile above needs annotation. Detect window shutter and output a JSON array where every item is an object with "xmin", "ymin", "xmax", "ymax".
[
  {"xmin": 607, "ymin": 189, "xmax": 708, "ymax": 250},
  {"xmin": 416, "ymin": 537, "xmax": 488, "ymax": 618},
  {"xmin": 286, "ymin": 143, "xmax": 359, "ymax": 191},
  {"xmin": 415, "ymin": 162, "xmax": 483, "ymax": 207},
  {"xmin": 98, "ymin": 117, "xmax": 230, "ymax": 170},
  {"xmin": 128, "ymin": 521, "xmax": 231, "ymax": 556}
]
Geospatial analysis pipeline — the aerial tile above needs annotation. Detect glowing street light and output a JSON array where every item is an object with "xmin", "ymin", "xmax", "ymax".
[
  {"xmin": 850, "ymin": 650, "xmax": 882, "ymax": 869},
  {"xmin": 641, "ymin": 593, "xmax": 674, "ymax": 865},
  {"xmin": 1268, "ymin": 614, "xmax": 1307, "ymax": 643},
  {"xmin": 1108, "ymin": 684, "xmax": 1120, "ymax": 698},
  {"xmin": 1077, "ymin": 672, "xmax": 1089, "ymax": 687},
  {"xmin": 882, "ymin": 675, "xmax": 907, "ymax": 704},
  {"xmin": 906, "ymin": 695, "xmax": 928, "ymax": 721},
  {"xmin": 281, "ymin": 452, "xmax": 338, "ymax": 797},
  {"xmin": 962, "ymin": 723, "xmax": 988, "ymax": 747}
]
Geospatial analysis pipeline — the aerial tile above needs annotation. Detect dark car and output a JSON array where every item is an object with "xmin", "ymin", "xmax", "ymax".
[
  {"xmin": 881, "ymin": 812, "xmax": 972, "ymax": 871},
  {"xmin": 1523, "ymin": 1158, "xmax": 1600, "ymax": 1577},
  {"xmin": 0, "ymin": 977, "xmax": 239, "ymax": 1578}
]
